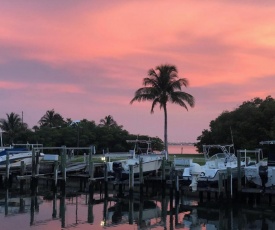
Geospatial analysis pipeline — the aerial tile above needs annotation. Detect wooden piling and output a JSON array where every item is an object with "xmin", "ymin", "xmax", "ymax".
[
  {"xmin": 60, "ymin": 146, "xmax": 66, "ymax": 195},
  {"xmin": 20, "ymin": 161, "xmax": 26, "ymax": 193},
  {"xmin": 129, "ymin": 165, "xmax": 134, "ymax": 198},
  {"xmin": 237, "ymin": 150, "xmax": 242, "ymax": 192},
  {"xmin": 5, "ymin": 152, "xmax": 10, "ymax": 188},
  {"xmin": 227, "ymin": 167, "xmax": 232, "ymax": 198},
  {"xmin": 129, "ymin": 197, "xmax": 134, "ymax": 224},
  {"xmin": 87, "ymin": 146, "xmax": 95, "ymax": 198},
  {"xmin": 139, "ymin": 158, "xmax": 144, "ymax": 184},
  {"xmin": 104, "ymin": 163, "xmax": 108, "ymax": 199}
]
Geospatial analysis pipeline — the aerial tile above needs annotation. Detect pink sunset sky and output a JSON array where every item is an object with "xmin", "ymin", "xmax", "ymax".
[{"xmin": 0, "ymin": 1, "xmax": 275, "ymax": 143}]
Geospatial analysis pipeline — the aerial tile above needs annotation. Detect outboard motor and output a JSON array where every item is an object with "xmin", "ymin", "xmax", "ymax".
[
  {"xmin": 189, "ymin": 163, "xmax": 202, "ymax": 192},
  {"xmin": 259, "ymin": 165, "xmax": 268, "ymax": 191}
]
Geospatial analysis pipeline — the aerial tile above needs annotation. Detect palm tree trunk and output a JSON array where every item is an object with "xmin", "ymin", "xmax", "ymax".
[{"xmin": 164, "ymin": 104, "xmax": 168, "ymax": 154}]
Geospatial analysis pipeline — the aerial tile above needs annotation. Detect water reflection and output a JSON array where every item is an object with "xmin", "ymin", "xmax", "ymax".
[{"xmin": 1, "ymin": 188, "xmax": 275, "ymax": 229}]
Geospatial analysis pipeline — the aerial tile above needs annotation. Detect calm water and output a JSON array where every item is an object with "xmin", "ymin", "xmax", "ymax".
[
  {"xmin": 1, "ymin": 187, "xmax": 275, "ymax": 230},
  {"xmin": 168, "ymin": 144, "xmax": 198, "ymax": 154}
]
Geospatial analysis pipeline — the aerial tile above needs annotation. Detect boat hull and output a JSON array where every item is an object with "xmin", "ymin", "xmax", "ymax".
[{"xmin": 110, "ymin": 155, "xmax": 163, "ymax": 180}]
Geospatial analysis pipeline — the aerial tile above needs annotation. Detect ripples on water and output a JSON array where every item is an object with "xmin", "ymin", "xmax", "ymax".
[{"xmin": 1, "ymin": 186, "xmax": 275, "ymax": 230}]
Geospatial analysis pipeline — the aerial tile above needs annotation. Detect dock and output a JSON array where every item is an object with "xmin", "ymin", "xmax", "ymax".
[{"xmin": 0, "ymin": 145, "xmax": 275, "ymax": 206}]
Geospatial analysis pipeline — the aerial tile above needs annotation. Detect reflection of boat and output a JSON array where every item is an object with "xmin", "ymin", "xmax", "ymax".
[
  {"xmin": 106, "ymin": 199, "xmax": 161, "ymax": 226},
  {"xmin": 244, "ymin": 141, "xmax": 275, "ymax": 190},
  {"xmin": 107, "ymin": 139, "xmax": 164, "ymax": 179},
  {"xmin": 182, "ymin": 144, "xmax": 246, "ymax": 191}
]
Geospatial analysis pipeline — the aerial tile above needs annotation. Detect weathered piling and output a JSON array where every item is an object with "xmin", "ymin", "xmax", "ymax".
[
  {"xmin": 60, "ymin": 146, "xmax": 66, "ymax": 195},
  {"xmin": 52, "ymin": 160, "xmax": 58, "ymax": 192},
  {"xmin": 20, "ymin": 161, "xmax": 26, "ymax": 193},
  {"xmin": 128, "ymin": 196, "xmax": 134, "ymax": 225},
  {"xmin": 30, "ymin": 149, "xmax": 38, "ymax": 194},
  {"xmin": 87, "ymin": 197, "xmax": 94, "ymax": 224},
  {"xmin": 227, "ymin": 167, "xmax": 232, "ymax": 198},
  {"xmin": 104, "ymin": 163, "xmax": 108, "ymax": 199},
  {"xmin": 52, "ymin": 191, "xmax": 57, "ymax": 218},
  {"xmin": 129, "ymin": 165, "xmax": 134, "ymax": 198},
  {"xmin": 5, "ymin": 152, "xmax": 10, "ymax": 188},
  {"xmin": 88, "ymin": 146, "xmax": 95, "ymax": 198},
  {"xmin": 139, "ymin": 158, "xmax": 144, "ymax": 196}
]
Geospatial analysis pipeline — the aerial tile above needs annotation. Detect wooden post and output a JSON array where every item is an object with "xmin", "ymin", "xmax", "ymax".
[
  {"xmin": 20, "ymin": 161, "xmax": 26, "ymax": 193},
  {"xmin": 87, "ymin": 197, "xmax": 94, "ymax": 224},
  {"xmin": 32, "ymin": 148, "xmax": 35, "ymax": 177},
  {"xmin": 5, "ymin": 152, "xmax": 10, "ymax": 188},
  {"xmin": 60, "ymin": 195, "xmax": 66, "ymax": 228},
  {"xmin": 52, "ymin": 191, "xmax": 57, "ymax": 218},
  {"xmin": 104, "ymin": 163, "xmax": 108, "ymax": 199},
  {"xmin": 88, "ymin": 146, "xmax": 95, "ymax": 199},
  {"xmin": 169, "ymin": 183, "xmax": 174, "ymax": 227},
  {"xmin": 60, "ymin": 146, "xmax": 66, "ymax": 195},
  {"xmin": 35, "ymin": 150, "xmax": 40, "ymax": 175},
  {"xmin": 129, "ymin": 165, "xmax": 134, "ymax": 198},
  {"xmin": 237, "ymin": 150, "xmax": 242, "ymax": 192},
  {"xmin": 53, "ymin": 161, "xmax": 58, "ymax": 192},
  {"xmin": 139, "ymin": 158, "xmax": 144, "ymax": 184},
  {"xmin": 227, "ymin": 167, "xmax": 232, "ymax": 199},
  {"xmin": 30, "ymin": 148, "xmax": 38, "ymax": 194},
  {"xmin": 175, "ymin": 170, "xmax": 180, "ymax": 203},
  {"xmin": 162, "ymin": 157, "xmax": 166, "ymax": 180},
  {"xmin": 89, "ymin": 146, "xmax": 94, "ymax": 179},
  {"xmin": 5, "ymin": 188, "xmax": 8, "ymax": 216},
  {"xmin": 128, "ymin": 196, "xmax": 134, "ymax": 225}
]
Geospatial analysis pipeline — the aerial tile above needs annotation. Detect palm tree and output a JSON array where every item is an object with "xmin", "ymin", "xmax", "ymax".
[
  {"xmin": 0, "ymin": 112, "xmax": 24, "ymax": 144},
  {"xmin": 130, "ymin": 64, "xmax": 195, "ymax": 154},
  {"xmin": 99, "ymin": 115, "xmax": 118, "ymax": 127},
  {"xmin": 39, "ymin": 109, "xmax": 64, "ymax": 127}
]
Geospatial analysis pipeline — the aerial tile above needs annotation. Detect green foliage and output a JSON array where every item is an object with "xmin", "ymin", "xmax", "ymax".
[
  {"xmin": 196, "ymin": 96, "xmax": 275, "ymax": 152},
  {"xmin": 0, "ymin": 111, "xmax": 164, "ymax": 153}
]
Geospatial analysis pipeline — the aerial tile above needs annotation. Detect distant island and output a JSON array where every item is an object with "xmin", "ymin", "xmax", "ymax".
[{"xmin": 168, "ymin": 142, "xmax": 195, "ymax": 146}]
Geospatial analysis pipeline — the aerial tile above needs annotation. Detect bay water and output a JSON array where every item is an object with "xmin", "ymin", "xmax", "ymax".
[{"xmin": 1, "ymin": 187, "xmax": 274, "ymax": 230}]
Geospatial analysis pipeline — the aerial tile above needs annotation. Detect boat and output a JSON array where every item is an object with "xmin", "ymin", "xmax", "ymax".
[
  {"xmin": 244, "ymin": 140, "xmax": 275, "ymax": 190},
  {"xmin": 107, "ymin": 139, "xmax": 165, "ymax": 179},
  {"xmin": 182, "ymin": 144, "xmax": 246, "ymax": 191},
  {"xmin": 0, "ymin": 144, "xmax": 44, "ymax": 169}
]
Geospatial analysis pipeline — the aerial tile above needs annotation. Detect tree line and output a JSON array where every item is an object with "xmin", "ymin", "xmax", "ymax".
[
  {"xmin": 0, "ymin": 111, "xmax": 164, "ymax": 153},
  {"xmin": 195, "ymin": 96, "xmax": 275, "ymax": 153}
]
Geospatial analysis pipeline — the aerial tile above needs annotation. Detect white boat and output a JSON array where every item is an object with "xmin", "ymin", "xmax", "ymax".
[
  {"xmin": 107, "ymin": 139, "xmax": 165, "ymax": 179},
  {"xmin": 244, "ymin": 140, "xmax": 275, "ymax": 190},
  {"xmin": 0, "ymin": 144, "xmax": 44, "ymax": 169},
  {"xmin": 182, "ymin": 144, "xmax": 246, "ymax": 191}
]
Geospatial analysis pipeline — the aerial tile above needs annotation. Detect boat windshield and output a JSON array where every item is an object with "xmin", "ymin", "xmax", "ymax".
[
  {"xmin": 203, "ymin": 144, "xmax": 234, "ymax": 160},
  {"xmin": 207, "ymin": 153, "xmax": 227, "ymax": 161},
  {"xmin": 126, "ymin": 139, "xmax": 153, "ymax": 155}
]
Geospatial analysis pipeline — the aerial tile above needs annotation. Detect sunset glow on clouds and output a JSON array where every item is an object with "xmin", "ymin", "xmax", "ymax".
[{"xmin": 1, "ymin": 1, "xmax": 275, "ymax": 142}]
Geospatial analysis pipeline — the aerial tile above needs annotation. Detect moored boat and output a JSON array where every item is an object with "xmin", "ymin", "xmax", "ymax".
[
  {"xmin": 0, "ymin": 144, "xmax": 44, "ymax": 170},
  {"xmin": 182, "ymin": 144, "xmax": 246, "ymax": 191},
  {"xmin": 107, "ymin": 139, "xmax": 165, "ymax": 179},
  {"xmin": 244, "ymin": 140, "xmax": 275, "ymax": 190}
]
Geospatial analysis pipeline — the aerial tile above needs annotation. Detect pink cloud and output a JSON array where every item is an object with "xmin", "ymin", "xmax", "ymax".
[{"xmin": 0, "ymin": 1, "xmax": 275, "ymax": 142}]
